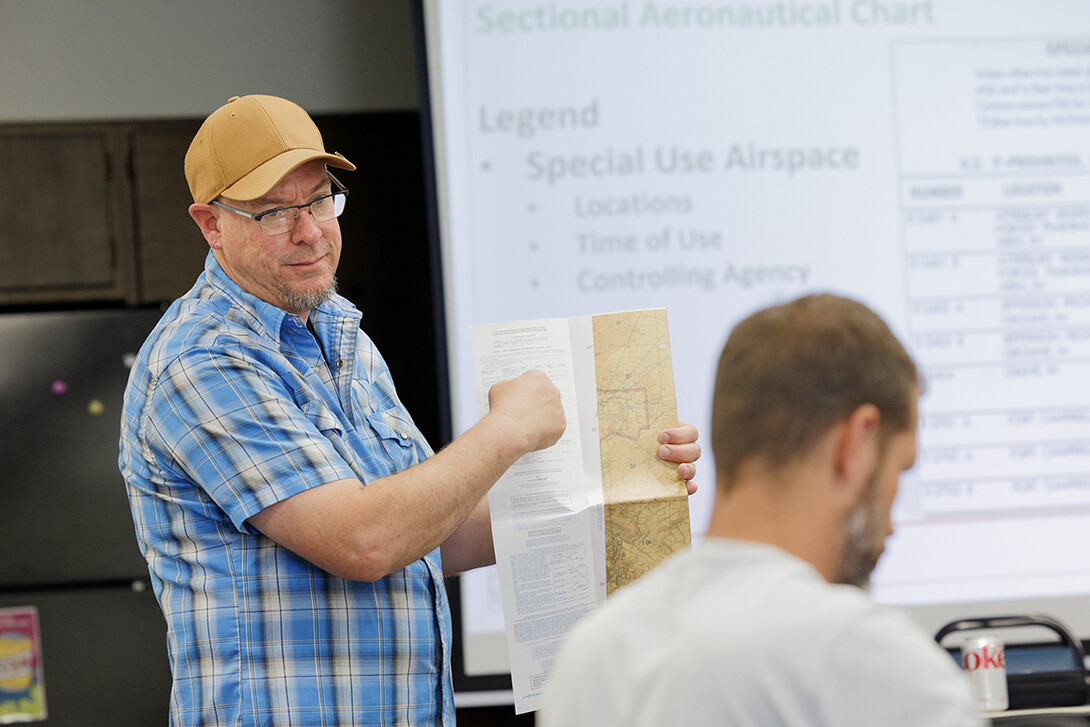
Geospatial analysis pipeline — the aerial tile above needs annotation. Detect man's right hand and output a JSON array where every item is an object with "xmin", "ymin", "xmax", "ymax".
[
  {"xmin": 250, "ymin": 369, "xmax": 566, "ymax": 582},
  {"xmin": 487, "ymin": 369, "xmax": 566, "ymax": 455}
]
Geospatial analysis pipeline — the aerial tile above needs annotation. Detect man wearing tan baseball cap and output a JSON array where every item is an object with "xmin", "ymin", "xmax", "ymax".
[{"xmin": 118, "ymin": 93, "xmax": 705, "ymax": 725}]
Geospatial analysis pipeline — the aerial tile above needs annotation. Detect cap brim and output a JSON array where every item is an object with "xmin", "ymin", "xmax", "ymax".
[{"xmin": 220, "ymin": 149, "xmax": 356, "ymax": 202}]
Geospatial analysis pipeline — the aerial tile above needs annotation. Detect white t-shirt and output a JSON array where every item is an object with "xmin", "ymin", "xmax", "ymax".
[{"xmin": 539, "ymin": 539, "xmax": 985, "ymax": 727}]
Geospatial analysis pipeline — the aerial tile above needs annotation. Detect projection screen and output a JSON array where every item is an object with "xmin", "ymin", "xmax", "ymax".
[{"xmin": 417, "ymin": 0, "xmax": 1090, "ymax": 701}]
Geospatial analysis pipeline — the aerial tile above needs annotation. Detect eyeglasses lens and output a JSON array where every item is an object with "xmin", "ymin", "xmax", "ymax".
[{"xmin": 257, "ymin": 192, "xmax": 346, "ymax": 236}]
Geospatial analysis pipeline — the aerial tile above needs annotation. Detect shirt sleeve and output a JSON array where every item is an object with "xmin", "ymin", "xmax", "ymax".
[{"xmin": 144, "ymin": 344, "xmax": 358, "ymax": 531}]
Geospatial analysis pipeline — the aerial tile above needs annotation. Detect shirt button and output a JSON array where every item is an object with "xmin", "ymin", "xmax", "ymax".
[{"xmin": 336, "ymin": 359, "xmax": 345, "ymax": 369}]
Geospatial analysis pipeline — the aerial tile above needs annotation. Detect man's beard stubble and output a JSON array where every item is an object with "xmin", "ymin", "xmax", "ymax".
[
  {"xmin": 835, "ymin": 470, "xmax": 886, "ymax": 590},
  {"xmin": 278, "ymin": 273, "xmax": 338, "ymax": 314}
]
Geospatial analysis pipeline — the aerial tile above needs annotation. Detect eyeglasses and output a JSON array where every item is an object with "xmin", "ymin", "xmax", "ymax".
[{"xmin": 213, "ymin": 173, "xmax": 349, "ymax": 237}]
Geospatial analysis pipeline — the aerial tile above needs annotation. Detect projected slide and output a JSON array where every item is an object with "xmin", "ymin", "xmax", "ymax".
[{"xmin": 419, "ymin": 0, "xmax": 1090, "ymax": 685}]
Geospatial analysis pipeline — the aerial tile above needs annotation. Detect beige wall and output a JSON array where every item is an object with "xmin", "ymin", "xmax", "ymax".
[{"xmin": 0, "ymin": 0, "xmax": 419, "ymax": 122}]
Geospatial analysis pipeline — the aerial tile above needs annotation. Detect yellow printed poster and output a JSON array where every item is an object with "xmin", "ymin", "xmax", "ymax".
[{"xmin": 0, "ymin": 607, "xmax": 46, "ymax": 723}]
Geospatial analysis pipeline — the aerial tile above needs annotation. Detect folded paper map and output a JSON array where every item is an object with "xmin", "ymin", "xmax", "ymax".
[{"xmin": 471, "ymin": 307, "xmax": 690, "ymax": 713}]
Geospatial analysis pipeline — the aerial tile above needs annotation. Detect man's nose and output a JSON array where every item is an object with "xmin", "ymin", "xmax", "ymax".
[{"xmin": 291, "ymin": 206, "xmax": 323, "ymax": 242}]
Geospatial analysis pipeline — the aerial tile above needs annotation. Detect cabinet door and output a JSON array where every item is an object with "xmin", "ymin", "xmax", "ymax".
[
  {"xmin": 130, "ymin": 122, "xmax": 207, "ymax": 304},
  {"xmin": 0, "ymin": 308, "xmax": 164, "ymax": 586},
  {"xmin": 0, "ymin": 128, "xmax": 134, "ymax": 304}
]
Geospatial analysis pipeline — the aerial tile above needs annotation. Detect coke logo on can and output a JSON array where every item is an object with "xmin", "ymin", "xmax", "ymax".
[{"xmin": 961, "ymin": 634, "xmax": 1008, "ymax": 712}]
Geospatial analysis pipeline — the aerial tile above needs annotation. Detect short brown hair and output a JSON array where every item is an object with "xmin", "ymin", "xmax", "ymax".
[{"xmin": 711, "ymin": 293, "xmax": 918, "ymax": 485}]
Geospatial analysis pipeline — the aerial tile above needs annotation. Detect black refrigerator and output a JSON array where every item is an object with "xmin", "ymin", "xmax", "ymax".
[{"xmin": 0, "ymin": 308, "xmax": 171, "ymax": 725}]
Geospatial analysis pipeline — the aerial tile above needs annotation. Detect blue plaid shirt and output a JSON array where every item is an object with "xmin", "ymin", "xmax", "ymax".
[{"xmin": 119, "ymin": 252, "xmax": 454, "ymax": 726}]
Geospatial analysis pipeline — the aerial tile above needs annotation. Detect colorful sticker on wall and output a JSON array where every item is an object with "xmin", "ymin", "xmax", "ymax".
[{"xmin": 0, "ymin": 607, "xmax": 46, "ymax": 723}]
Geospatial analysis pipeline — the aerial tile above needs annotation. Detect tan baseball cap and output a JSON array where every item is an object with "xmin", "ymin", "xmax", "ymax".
[{"xmin": 184, "ymin": 95, "xmax": 356, "ymax": 204}]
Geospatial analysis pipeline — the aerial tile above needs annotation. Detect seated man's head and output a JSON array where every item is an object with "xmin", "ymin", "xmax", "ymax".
[{"xmin": 711, "ymin": 293, "xmax": 920, "ymax": 587}]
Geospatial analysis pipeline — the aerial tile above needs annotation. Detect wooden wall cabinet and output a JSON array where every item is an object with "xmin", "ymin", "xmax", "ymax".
[{"xmin": 0, "ymin": 120, "xmax": 205, "ymax": 308}]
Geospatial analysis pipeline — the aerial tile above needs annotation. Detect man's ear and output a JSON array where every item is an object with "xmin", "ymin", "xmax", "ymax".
[
  {"xmin": 833, "ymin": 403, "xmax": 881, "ymax": 501},
  {"xmin": 188, "ymin": 203, "xmax": 224, "ymax": 250}
]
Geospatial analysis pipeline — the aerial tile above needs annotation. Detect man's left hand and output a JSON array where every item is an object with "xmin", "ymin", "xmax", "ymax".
[{"xmin": 657, "ymin": 422, "xmax": 701, "ymax": 495}]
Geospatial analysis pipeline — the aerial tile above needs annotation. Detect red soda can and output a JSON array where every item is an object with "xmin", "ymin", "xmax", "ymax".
[{"xmin": 961, "ymin": 634, "xmax": 1008, "ymax": 711}]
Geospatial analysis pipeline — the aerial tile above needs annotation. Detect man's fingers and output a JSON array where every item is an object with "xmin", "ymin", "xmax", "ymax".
[
  {"xmin": 657, "ymin": 442, "xmax": 702, "ymax": 464},
  {"xmin": 659, "ymin": 421, "xmax": 699, "ymax": 446}
]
